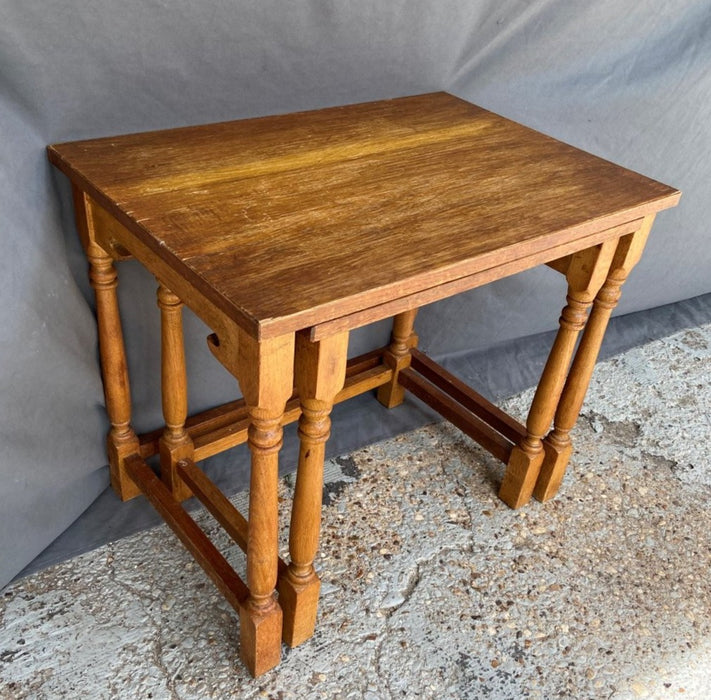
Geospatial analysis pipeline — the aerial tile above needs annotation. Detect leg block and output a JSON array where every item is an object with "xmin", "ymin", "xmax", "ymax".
[
  {"xmin": 277, "ymin": 572, "xmax": 321, "ymax": 647},
  {"xmin": 377, "ymin": 361, "xmax": 414, "ymax": 408},
  {"xmin": 107, "ymin": 435, "xmax": 142, "ymax": 501},
  {"xmin": 534, "ymin": 439, "xmax": 574, "ymax": 502},
  {"xmin": 239, "ymin": 599, "xmax": 283, "ymax": 677},
  {"xmin": 159, "ymin": 441, "xmax": 194, "ymax": 502},
  {"xmin": 499, "ymin": 444, "xmax": 545, "ymax": 509}
]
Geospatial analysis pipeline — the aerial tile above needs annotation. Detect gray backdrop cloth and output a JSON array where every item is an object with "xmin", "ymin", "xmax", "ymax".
[{"xmin": 1, "ymin": 0, "xmax": 709, "ymax": 589}]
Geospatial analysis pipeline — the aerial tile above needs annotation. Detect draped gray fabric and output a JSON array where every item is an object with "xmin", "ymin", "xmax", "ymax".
[{"xmin": 2, "ymin": 0, "xmax": 709, "ymax": 588}]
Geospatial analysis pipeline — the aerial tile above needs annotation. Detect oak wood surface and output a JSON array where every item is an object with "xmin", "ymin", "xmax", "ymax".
[
  {"xmin": 377, "ymin": 310, "xmax": 419, "ymax": 409},
  {"xmin": 234, "ymin": 331, "xmax": 294, "ymax": 675},
  {"xmin": 308, "ymin": 219, "xmax": 645, "ymax": 340},
  {"xmin": 48, "ymin": 92, "xmax": 679, "ymax": 340},
  {"xmin": 175, "ymin": 459, "xmax": 286, "ymax": 581}
]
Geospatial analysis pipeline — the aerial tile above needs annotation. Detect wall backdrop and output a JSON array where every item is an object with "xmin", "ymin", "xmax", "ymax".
[{"xmin": 2, "ymin": 0, "xmax": 709, "ymax": 588}]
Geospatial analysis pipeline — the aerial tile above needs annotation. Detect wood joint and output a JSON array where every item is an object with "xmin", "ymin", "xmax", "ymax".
[
  {"xmin": 138, "ymin": 346, "xmax": 392, "ymax": 463},
  {"xmin": 85, "ymin": 195, "xmax": 135, "ymax": 260}
]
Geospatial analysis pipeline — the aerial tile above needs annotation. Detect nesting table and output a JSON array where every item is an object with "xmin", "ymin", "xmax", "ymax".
[{"xmin": 48, "ymin": 92, "xmax": 679, "ymax": 676}]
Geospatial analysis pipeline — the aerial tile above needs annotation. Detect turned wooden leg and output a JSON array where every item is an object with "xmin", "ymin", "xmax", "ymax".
[
  {"xmin": 236, "ymin": 332, "xmax": 295, "ymax": 677},
  {"xmin": 377, "ymin": 309, "xmax": 418, "ymax": 408},
  {"xmin": 87, "ymin": 250, "xmax": 141, "ymax": 501},
  {"xmin": 157, "ymin": 284, "xmax": 194, "ymax": 502},
  {"xmin": 535, "ymin": 218, "xmax": 655, "ymax": 501},
  {"xmin": 499, "ymin": 240, "xmax": 617, "ymax": 509},
  {"xmin": 278, "ymin": 330, "xmax": 349, "ymax": 647}
]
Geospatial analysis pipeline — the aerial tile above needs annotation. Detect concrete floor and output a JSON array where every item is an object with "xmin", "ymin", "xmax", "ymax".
[{"xmin": 1, "ymin": 322, "xmax": 710, "ymax": 699}]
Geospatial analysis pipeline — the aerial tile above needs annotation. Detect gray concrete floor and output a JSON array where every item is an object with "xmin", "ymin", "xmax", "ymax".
[{"xmin": 1, "ymin": 323, "xmax": 710, "ymax": 699}]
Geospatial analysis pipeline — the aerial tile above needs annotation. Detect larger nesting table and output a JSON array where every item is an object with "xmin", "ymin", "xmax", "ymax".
[{"xmin": 48, "ymin": 92, "xmax": 679, "ymax": 676}]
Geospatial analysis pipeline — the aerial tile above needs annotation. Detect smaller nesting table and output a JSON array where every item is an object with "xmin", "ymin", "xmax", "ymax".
[{"xmin": 48, "ymin": 93, "xmax": 679, "ymax": 676}]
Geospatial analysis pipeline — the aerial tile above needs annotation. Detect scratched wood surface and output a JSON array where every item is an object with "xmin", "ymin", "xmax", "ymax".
[{"xmin": 48, "ymin": 92, "xmax": 679, "ymax": 339}]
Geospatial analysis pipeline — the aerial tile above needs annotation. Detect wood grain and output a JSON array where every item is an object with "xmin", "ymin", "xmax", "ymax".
[
  {"xmin": 74, "ymin": 186, "xmax": 142, "ymax": 501},
  {"xmin": 48, "ymin": 93, "xmax": 680, "ymax": 340}
]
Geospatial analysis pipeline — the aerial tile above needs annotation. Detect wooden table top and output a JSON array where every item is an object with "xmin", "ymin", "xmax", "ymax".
[{"xmin": 49, "ymin": 92, "xmax": 680, "ymax": 339}]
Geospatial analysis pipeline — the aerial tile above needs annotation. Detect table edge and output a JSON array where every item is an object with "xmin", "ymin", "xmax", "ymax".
[{"xmin": 47, "ymin": 145, "xmax": 681, "ymax": 343}]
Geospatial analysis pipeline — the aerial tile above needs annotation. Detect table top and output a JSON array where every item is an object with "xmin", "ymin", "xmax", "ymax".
[{"xmin": 49, "ymin": 92, "xmax": 680, "ymax": 339}]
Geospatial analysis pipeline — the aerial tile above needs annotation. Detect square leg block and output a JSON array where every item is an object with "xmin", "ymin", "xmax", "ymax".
[
  {"xmin": 499, "ymin": 445, "xmax": 545, "ymax": 510},
  {"xmin": 534, "ymin": 439, "xmax": 574, "ymax": 502},
  {"xmin": 239, "ymin": 600, "xmax": 283, "ymax": 678},
  {"xmin": 278, "ymin": 574, "xmax": 321, "ymax": 648}
]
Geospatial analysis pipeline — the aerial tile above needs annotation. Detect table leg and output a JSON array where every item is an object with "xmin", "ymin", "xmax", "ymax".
[
  {"xmin": 236, "ymin": 332, "xmax": 295, "ymax": 677},
  {"xmin": 535, "ymin": 217, "xmax": 655, "ymax": 501},
  {"xmin": 377, "ymin": 309, "xmax": 419, "ymax": 408},
  {"xmin": 278, "ymin": 330, "xmax": 349, "ymax": 647},
  {"xmin": 157, "ymin": 284, "xmax": 194, "ymax": 502},
  {"xmin": 499, "ymin": 240, "xmax": 617, "ymax": 509},
  {"xmin": 87, "ymin": 249, "xmax": 141, "ymax": 501}
]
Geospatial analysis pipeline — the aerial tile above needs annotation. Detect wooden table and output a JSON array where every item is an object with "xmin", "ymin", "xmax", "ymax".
[{"xmin": 48, "ymin": 92, "xmax": 679, "ymax": 676}]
